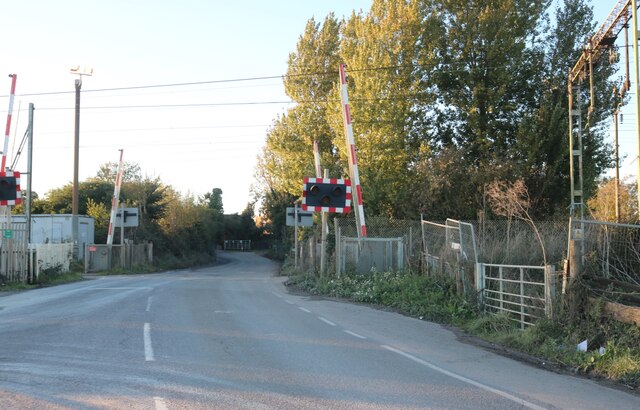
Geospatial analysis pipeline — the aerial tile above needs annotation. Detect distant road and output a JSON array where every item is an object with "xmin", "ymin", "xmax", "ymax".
[{"xmin": 0, "ymin": 251, "xmax": 638, "ymax": 409}]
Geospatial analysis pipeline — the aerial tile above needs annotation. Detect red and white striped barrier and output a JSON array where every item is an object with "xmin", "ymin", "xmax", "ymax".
[
  {"xmin": 339, "ymin": 64, "xmax": 367, "ymax": 237},
  {"xmin": 106, "ymin": 150, "xmax": 125, "ymax": 245},
  {"xmin": 2, "ymin": 74, "xmax": 17, "ymax": 171}
]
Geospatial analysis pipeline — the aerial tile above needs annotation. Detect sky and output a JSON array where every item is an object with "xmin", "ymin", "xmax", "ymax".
[
  {"xmin": 0, "ymin": 0, "xmax": 633, "ymax": 215},
  {"xmin": 0, "ymin": 0, "xmax": 371, "ymax": 214},
  {"xmin": 590, "ymin": 0, "xmax": 640, "ymax": 183}
]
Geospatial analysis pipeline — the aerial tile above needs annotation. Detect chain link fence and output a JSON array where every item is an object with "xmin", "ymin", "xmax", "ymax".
[
  {"xmin": 573, "ymin": 219, "xmax": 640, "ymax": 299},
  {"xmin": 294, "ymin": 217, "xmax": 569, "ymax": 276},
  {"xmin": 476, "ymin": 219, "xmax": 568, "ymax": 266}
]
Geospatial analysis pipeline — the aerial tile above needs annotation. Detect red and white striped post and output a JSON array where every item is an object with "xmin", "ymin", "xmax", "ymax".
[
  {"xmin": 2, "ymin": 74, "xmax": 17, "ymax": 171},
  {"xmin": 339, "ymin": 64, "xmax": 367, "ymax": 238},
  {"xmin": 106, "ymin": 149, "xmax": 125, "ymax": 245}
]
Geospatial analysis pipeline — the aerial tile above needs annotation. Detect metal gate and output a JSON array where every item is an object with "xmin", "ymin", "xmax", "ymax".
[
  {"xmin": 0, "ymin": 222, "xmax": 29, "ymax": 282},
  {"xmin": 421, "ymin": 218, "xmax": 478, "ymax": 295},
  {"xmin": 476, "ymin": 263, "xmax": 557, "ymax": 328}
]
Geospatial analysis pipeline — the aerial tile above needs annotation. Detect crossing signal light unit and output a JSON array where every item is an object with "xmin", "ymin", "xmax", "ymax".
[
  {"xmin": 0, "ymin": 171, "xmax": 21, "ymax": 206},
  {"xmin": 302, "ymin": 177, "xmax": 351, "ymax": 213}
]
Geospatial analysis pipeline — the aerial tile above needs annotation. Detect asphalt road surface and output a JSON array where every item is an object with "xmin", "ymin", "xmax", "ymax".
[{"xmin": 0, "ymin": 251, "xmax": 638, "ymax": 409}]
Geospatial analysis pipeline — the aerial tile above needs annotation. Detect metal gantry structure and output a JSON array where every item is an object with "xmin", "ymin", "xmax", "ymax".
[{"xmin": 568, "ymin": 0, "xmax": 635, "ymax": 220}]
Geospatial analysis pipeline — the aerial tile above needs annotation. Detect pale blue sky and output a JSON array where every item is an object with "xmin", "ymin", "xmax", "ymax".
[
  {"xmin": 0, "ymin": 1, "xmax": 630, "ymax": 214},
  {"xmin": 0, "ymin": 0, "xmax": 371, "ymax": 213}
]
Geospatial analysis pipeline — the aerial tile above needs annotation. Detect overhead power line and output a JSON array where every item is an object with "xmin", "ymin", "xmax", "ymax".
[
  {"xmin": 2, "ymin": 62, "xmax": 509, "ymax": 99},
  {"xmin": 36, "ymin": 101, "xmax": 294, "ymax": 110},
  {"xmin": 3, "ymin": 71, "xmax": 331, "ymax": 98}
]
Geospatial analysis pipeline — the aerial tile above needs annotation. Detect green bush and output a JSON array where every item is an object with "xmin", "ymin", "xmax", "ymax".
[{"xmin": 288, "ymin": 271, "xmax": 474, "ymax": 324}]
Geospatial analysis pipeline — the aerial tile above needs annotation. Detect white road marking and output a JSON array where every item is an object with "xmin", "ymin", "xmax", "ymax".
[
  {"xmin": 284, "ymin": 299, "xmax": 295, "ymax": 305},
  {"xmin": 344, "ymin": 330, "xmax": 367, "ymax": 339},
  {"xmin": 298, "ymin": 307, "xmax": 312, "ymax": 313},
  {"xmin": 318, "ymin": 317, "xmax": 336, "ymax": 326},
  {"xmin": 90, "ymin": 287, "xmax": 153, "ymax": 290},
  {"xmin": 146, "ymin": 296, "xmax": 153, "ymax": 312},
  {"xmin": 272, "ymin": 292, "xmax": 283, "ymax": 298},
  {"xmin": 144, "ymin": 323, "xmax": 155, "ymax": 361},
  {"xmin": 154, "ymin": 396, "xmax": 168, "ymax": 410},
  {"xmin": 381, "ymin": 345, "xmax": 545, "ymax": 410}
]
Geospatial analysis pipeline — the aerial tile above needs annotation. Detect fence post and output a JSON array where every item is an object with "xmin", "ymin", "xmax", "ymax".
[
  {"xmin": 568, "ymin": 219, "xmax": 585, "ymax": 321},
  {"xmin": 310, "ymin": 235, "xmax": 316, "ymax": 274},
  {"xmin": 475, "ymin": 262, "xmax": 484, "ymax": 307},
  {"xmin": 84, "ymin": 245, "xmax": 89, "ymax": 274},
  {"xmin": 397, "ymin": 237, "xmax": 404, "ymax": 271},
  {"xmin": 545, "ymin": 265, "xmax": 557, "ymax": 320},
  {"xmin": 520, "ymin": 267, "xmax": 525, "ymax": 330}
]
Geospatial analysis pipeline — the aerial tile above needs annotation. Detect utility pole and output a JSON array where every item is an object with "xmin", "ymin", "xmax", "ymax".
[
  {"xmin": 70, "ymin": 66, "xmax": 93, "ymax": 259},
  {"xmin": 632, "ymin": 0, "xmax": 640, "ymax": 216},
  {"xmin": 614, "ymin": 88, "xmax": 621, "ymax": 223}
]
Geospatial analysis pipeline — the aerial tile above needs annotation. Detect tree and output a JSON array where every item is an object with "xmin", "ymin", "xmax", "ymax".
[
  {"xmin": 203, "ymin": 188, "xmax": 224, "ymax": 213},
  {"xmin": 334, "ymin": 0, "xmax": 433, "ymax": 217},
  {"xmin": 258, "ymin": 0, "xmax": 617, "ymax": 225},
  {"xmin": 417, "ymin": 0, "xmax": 614, "ymax": 219},
  {"xmin": 587, "ymin": 177, "xmax": 638, "ymax": 223},
  {"xmin": 257, "ymin": 14, "xmax": 344, "ymax": 199},
  {"xmin": 513, "ymin": 0, "xmax": 614, "ymax": 216},
  {"xmin": 95, "ymin": 161, "xmax": 142, "ymax": 183},
  {"xmin": 486, "ymin": 179, "xmax": 547, "ymax": 265},
  {"xmin": 86, "ymin": 198, "xmax": 110, "ymax": 243}
]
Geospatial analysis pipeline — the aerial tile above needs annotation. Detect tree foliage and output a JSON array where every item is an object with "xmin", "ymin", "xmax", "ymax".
[
  {"xmin": 27, "ymin": 162, "xmax": 263, "ymax": 262},
  {"xmin": 256, "ymin": 0, "xmax": 615, "ymax": 228}
]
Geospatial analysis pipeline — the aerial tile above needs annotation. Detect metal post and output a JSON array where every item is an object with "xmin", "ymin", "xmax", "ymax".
[
  {"xmin": 334, "ymin": 218, "xmax": 341, "ymax": 277},
  {"xmin": 120, "ymin": 204, "xmax": 125, "ymax": 245},
  {"xmin": 520, "ymin": 267, "xmax": 525, "ymax": 329},
  {"xmin": 26, "ymin": 104, "xmax": 34, "ymax": 245},
  {"xmin": 26, "ymin": 104, "xmax": 34, "ymax": 282},
  {"xmin": 320, "ymin": 169, "xmax": 329, "ymax": 276},
  {"xmin": 294, "ymin": 203, "xmax": 298, "ymax": 269}
]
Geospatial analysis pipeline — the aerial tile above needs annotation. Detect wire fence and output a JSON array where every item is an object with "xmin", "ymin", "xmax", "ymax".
[
  {"xmin": 291, "ymin": 215, "xmax": 640, "ymax": 321},
  {"xmin": 294, "ymin": 217, "xmax": 569, "ymax": 277},
  {"xmin": 573, "ymin": 219, "xmax": 640, "ymax": 301},
  {"xmin": 296, "ymin": 216, "xmax": 640, "ymax": 286},
  {"xmin": 475, "ymin": 219, "xmax": 568, "ymax": 266}
]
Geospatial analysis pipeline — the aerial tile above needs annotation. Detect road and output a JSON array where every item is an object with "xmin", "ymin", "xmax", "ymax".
[{"xmin": 0, "ymin": 251, "xmax": 638, "ymax": 409}]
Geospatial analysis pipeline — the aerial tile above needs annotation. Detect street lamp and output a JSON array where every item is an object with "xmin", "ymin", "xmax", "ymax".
[{"xmin": 70, "ymin": 65, "xmax": 93, "ymax": 259}]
